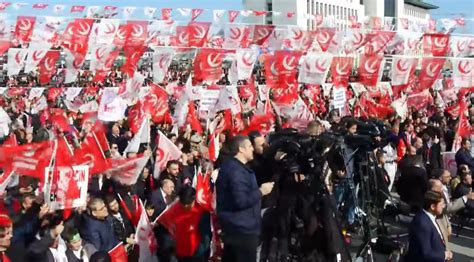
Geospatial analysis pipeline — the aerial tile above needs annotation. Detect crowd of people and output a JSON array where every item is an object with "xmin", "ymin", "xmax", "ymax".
[{"xmin": 0, "ymin": 35, "xmax": 473, "ymax": 262}]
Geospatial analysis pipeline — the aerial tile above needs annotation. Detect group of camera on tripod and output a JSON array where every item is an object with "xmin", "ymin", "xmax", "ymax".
[{"xmin": 252, "ymin": 116, "xmax": 421, "ymax": 262}]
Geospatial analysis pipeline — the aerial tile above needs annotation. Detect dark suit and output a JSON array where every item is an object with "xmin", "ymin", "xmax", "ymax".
[
  {"xmin": 406, "ymin": 211, "xmax": 446, "ymax": 262},
  {"xmin": 148, "ymin": 188, "xmax": 168, "ymax": 220},
  {"xmin": 455, "ymin": 148, "xmax": 474, "ymax": 170},
  {"xmin": 65, "ymin": 248, "xmax": 85, "ymax": 262},
  {"xmin": 79, "ymin": 214, "xmax": 120, "ymax": 252}
]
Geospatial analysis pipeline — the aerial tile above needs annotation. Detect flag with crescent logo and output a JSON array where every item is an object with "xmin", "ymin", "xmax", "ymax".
[
  {"xmin": 13, "ymin": 16, "xmax": 36, "ymax": 45},
  {"xmin": 418, "ymin": 57, "xmax": 446, "ymax": 90},
  {"xmin": 153, "ymin": 131, "xmax": 182, "ymax": 179},
  {"xmin": 330, "ymin": 56, "xmax": 354, "ymax": 88},
  {"xmin": 358, "ymin": 54, "xmax": 383, "ymax": 87},
  {"xmin": 135, "ymin": 200, "xmax": 158, "ymax": 262},
  {"xmin": 451, "ymin": 57, "xmax": 474, "ymax": 88},
  {"xmin": 422, "ymin": 33, "xmax": 450, "ymax": 56},
  {"xmin": 298, "ymin": 52, "xmax": 333, "ymax": 85}
]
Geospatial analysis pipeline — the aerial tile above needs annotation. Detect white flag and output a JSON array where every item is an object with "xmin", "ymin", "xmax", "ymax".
[
  {"xmin": 108, "ymin": 155, "xmax": 150, "ymax": 186},
  {"xmin": 7, "ymin": 48, "xmax": 27, "ymax": 76},
  {"xmin": 236, "ymin": 48, "xmax": 258, "ymax": 80},
  {"xmin": 53, "ymin": 5, "xmax": 65, "ymax": 14},
  {"xmin": 87, "ymin": 6, "xmax": 101, "ymax": 18},
  {"xmin": 28, "ymin": 88, "xmax": 45, "ymax": 100},
  {"xmin": 135, "ymin": 201, "xmax": 158, "ymax": 262},
  {"xmin": 96, "ymin": 19, "xmax": 119, "ymax": 45},
  {"xmin": 123, "ymin": 116, "xmax": 150, "ymax": 155},
  {"xmin": 452, "ymin": 57, "xmax": 474, "ymax": 88},
  {"xmin": 24, "ymin": 44, "xmax": 48, "ymax": 73},
  {"xmin": 298, "ymin": 52, "xmax": 333, "ymax": 85},
  {"xmin": 121, "ymin": 72, "xmax": 145, "ymax": 105},
  {"xmin": 153, "ymin": 131, "xmax": 182, "ymax": 179},
  {"xmin": 123, "ymin": 6, "xmax": 136, "ymax": 19},
  {"xmin": 152, "ymin": 47, "xmax": 175, "ymax": 84},
  {"xmin": 98, "ymin": 88, "xmax": 127, "ymax": 122},
  {"xmin": 213, "ymin": 10, "xmax": 225, "ymax": 23},
  {"xmin": 391, "ymin": 56, "xmax": 417, "ymax": 86},
  {"xmin": 65, "ymin": 88, "xmax": 82, "ymax": 101},
  {"xmin": 144, "ymin": 7, "xmax": 157, "ymax": 19},
  {"xmin": 177, "ymin": 8, "xmax": 191, "ymax": 17}
]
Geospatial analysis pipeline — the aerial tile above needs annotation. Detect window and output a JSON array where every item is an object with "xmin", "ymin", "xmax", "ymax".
[
  {"xmin": 316, "ymin": 2, "xmax": 319, "ymax": 15},
  {"xmin": 312, "ymin": 0, "xmax": 315, "ymax": 14},
  {"xmin": 324, "ymin": 4, "xmax": 327, "ymax": 15},
  {"xmin": 307, "ymin": 0, "xmax": 310, "ymax": 13}
]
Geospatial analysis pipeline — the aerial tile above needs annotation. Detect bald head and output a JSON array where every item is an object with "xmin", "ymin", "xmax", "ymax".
[{"xmin": 428, "ymin": 179, "xmax": 443, "ymax": 193}]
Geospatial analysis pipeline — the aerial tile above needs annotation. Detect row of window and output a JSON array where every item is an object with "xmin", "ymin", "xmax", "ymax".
[
  {"xmin": 306, "ymin": 0, "xmax": 359, "ymax": 30},
  {"xmin": 404, "ymin": 6, "xmax": 427, "ymax": 19}
]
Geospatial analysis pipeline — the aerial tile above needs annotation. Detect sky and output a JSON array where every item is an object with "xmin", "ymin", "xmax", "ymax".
[{"xmin": 5, "ymin": 0, "xmax": 474, "ymax": 33}]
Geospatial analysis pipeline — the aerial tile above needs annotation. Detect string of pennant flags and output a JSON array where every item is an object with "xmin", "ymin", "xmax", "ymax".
[{"xmin": 0, "ymin": 2, "xmax": 472, "ymax": 33}]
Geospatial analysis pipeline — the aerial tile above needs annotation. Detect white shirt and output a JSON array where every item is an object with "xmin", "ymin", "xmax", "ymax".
[{"xmin": 423, "ymin": 209, "xmax": 444, "ymax": 243}]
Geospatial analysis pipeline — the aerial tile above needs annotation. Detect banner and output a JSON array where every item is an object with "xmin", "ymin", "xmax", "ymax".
[{"xmin": 44, "ymin": 165, "xmax": 89, "ymax": 211}]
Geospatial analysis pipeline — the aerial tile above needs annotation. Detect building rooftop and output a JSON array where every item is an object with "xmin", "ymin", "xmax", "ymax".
[{"xmin": 404, "ymin": 0, "xmax": 439, "ymax": 10}]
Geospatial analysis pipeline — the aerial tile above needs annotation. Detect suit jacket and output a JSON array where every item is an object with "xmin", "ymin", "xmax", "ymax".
[
  {"xmin": 79, "ymin": 214, "xmax": 120, "ymax": 252},
  {"xmin": 455, "ymin": 148, "xmax": 474, "ymax": 170},
  {"xmin": 148, "ymin": 188, "xmax": 167, "ymax": 220},
  {"xmin": 65, "ymin": 248, "xmax": 84, "ymax": 262},
  {"xmin": 406, "ymin": 211, "xmax": 445, "ymax": 262}
]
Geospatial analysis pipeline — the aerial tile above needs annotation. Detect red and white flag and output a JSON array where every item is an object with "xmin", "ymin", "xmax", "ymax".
[
  {"xmin": 423, "ymin": 33, "xmax": 450, "ymax": 56},
  {"xmin": 418, "ymin": 57, "xmax": 445, "ymax": 90},
  {"xmin": 135, "ymin": 201, "xmax": 158, "ymax": 262},
  {"xmin": 32, "ymin": 3, "xmax": 48, "ymax": 9},
  {"xmin": 223, "ymin": 24, "xmax": 249, "ymax": 49},
  {"xmin": 121, "ymin": 72, "xmax": 145, "ymax": 105},
  {"xmin": 153, "ymin": 131, "xmax": 182, "ymax": 179},
  {"xmin": 37, "ymin": 50, "xmax": 60, "ymax": 85},
  {"xmin": 191, "ymin": 8, "xmax": 204, "ymax": 21},
  {"xmin": 298, "ymin": 52, "xmax": 333, "ymax": 85},
  {"xmin": 194, "ymin": 48, "xmax": 224, "ymax": 83},
  {"xmin": 451, "ymin": 58, "xmax": 474, "ymax": 88},
  {"xmin": 236, "ymin": 48, "xmax": 258, "ymax": 80},
  {"xmin": 195, "ymin": 171, "xmax": 214, "ymax": 211},
  {"xmin": 450, "ymin": 36, "xmax": 474, "ymax": 57},
  {"xmin": 358, "ymin": 54, "xmax": 383, "ymax": 87},
  {"xmin": 252, "ymin": 24, "xmax": 274, "ymax": 46},
  {"xmin": 275, "ymin": 50, "xmax": 302, "ymax": 86},
  {"xmin": 70, "ymin": 5, "xmax": 85, "ymax": 13},
  {"xmin": 144, "ymin": 7, "xmax": 157, "ymax": 19},
  {"xmin": 74, "ymin": 134, "xmax": 109, "ymax": 176},
  {"xmin": 126, "ymin": 20, "xmax": 148, "ymax": 47},
  {"xmin": 7, "ymin": 48, "xmax": 27, "ymax": 76},
  {"xmin": 161, "ymin": 8, "xmax": 172, "ymax": 20},
  {"xmin": 330, "ymin": 57, "xmax": 353, "ymax": 88},
  {"xmin": 208, "ymin": 133, "xmax": 220, "ymax": 162},
  {"xmin": 188, "ymin": 22, "xmax": 211, "ymax": 47},
  {"xmin": 108, "ymin": 154, "xmax": 150, "ymax": 185},
  {"xmin": 123, "ymin": 115, "xmax": 150, "ymax": 155},
  {"xmin": 14, "ymin": 16, "xmax": 36, "ymax": 45},
  {"xmin": 228, "ymin": 10, "xmax": 240, "ymax": 23},
  {"xmin": 391, "ymin": 56, "xmax": 418, "ymax": 86},
  {"xmin": 143, "ymin": 83, "xmax": 170, "ymax": 124},
  {"xmin": 315, "ymin": 27, "xmax": 336, "ymax": 52},
  {"xmin": 109, "ymin": 243, "xmax": 128, "ymax": 262},
  {"xmin": 7, "ymin": 141, "xmax": 54, "ymax": 180}
]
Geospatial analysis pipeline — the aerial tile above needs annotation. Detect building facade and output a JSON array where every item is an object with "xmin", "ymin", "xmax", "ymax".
[{"xmin": 242, "ymin": 0, "xmax": 438, "ymax": 31}]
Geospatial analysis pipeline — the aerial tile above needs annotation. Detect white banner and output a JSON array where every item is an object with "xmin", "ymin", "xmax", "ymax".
[{"xmin": 44, "ymin": 165, "xmax": 89, "ymax": 211}]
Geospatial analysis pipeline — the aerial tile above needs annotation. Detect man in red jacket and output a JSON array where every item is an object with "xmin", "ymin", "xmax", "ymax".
[{"xmin": 157, "ymin": 186, "xmax": 211, "ymax": 262}]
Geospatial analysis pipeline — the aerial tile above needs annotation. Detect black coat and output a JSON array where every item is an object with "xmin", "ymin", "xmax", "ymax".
[
  {"xmin": 26, "ymin": 234, "xmax": 56, "ymax": 262},
  {"xmin": 148, "ymin": 189, "xmax": 167, "ymax": 220},
  {"xmin": 79, "ymin": 214, "xmax": 120, "ymax": 252},
  {"xmin": 110, "ymin": 212, "xmax": 135, "ymax": 243},
  {"xmin": 455, "ymin": 148, "xmax": 474, "ymax": 170}
]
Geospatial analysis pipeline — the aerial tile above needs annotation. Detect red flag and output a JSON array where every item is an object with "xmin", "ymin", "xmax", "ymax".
[
  {"xmin": 135, "ymin": 201, "xmax": 157, "ymax": 260},
  {"xmin": 275, "ymin": 50, "xmax": 302, "ymax": 86},
  {"xmin": 47, "ymin": 87, "xmax": 63, "ymax": 102},
  {"xmin": 423, "ymin": 33, "xmax": 450, "ymax": 56},
  {"xmin": 128, "ymin": 101, "xmax": 145, "ymax": 134},
  {"xmin": 14, "ymin": 16, "xmax": 36, "ymax": 44},
  {"xmin": 173, "ymin": 25, "xmax": 189, "ymax": 47},
  {"xmin": 315, "ymin": 27, "xmax": 336, "ymax": 52},
  {"xmin": 191, "ymin": 8, "xmax": 204, "ymax": 21},
  {"xmin": 121, "ymin": 45, "xmax": 146, "ymax": 77},
  {"xmin": 391, "ymin": 56, "xmax": 417, "ymax": 88},
  {"xmin": 109, "ymin": 243, "xmax": 128, "ymax": 262},
  {"xmin": 406, "ymin": 90, "xmax": 433, "ymax": 110},
  {"xmin": 252, "ymin": 25, "xmax": 274, "ymax": 45},
  {"xmin": 193, "ymin": 48, "xmax": 224, "ymax": 83},
  {"xmin": 239, "ymin": 114, "xmax": 274, "ymax": 136},
  {"xmin": 4, "ymin": 141, "xmax": 54, "ymax": 180},
  {"xmin": 228, "ymin": 10, "xmax": 239, "ymax": 23},
  {"xmin": 126, "ymin": 20, "xmax": 148, "ymax": 47},
  {"xmin": 330, "ymin": 56, "xmax": 354, "ymax": 87},
  {"xmin": 37, "ymin": 50, "xmax": 60, "ymax": 85},
  {"xmin": 188, "ymin": 22, "xmax": 211, "ymax": 47},
  {"xmin": 143, "ymin": 83, "xmax": 169, "ymax": 124},
  {"xmin": 418, "ymin": 57, "xmax": 445, "ymax": 90},
  {"xmin": 195, "ymin": 172, "xmax": 213, "ymax": 211},
  {"xmin": 32, "ymin": 3, "xmax": 48, "ymax": 9},
  {"xmin": 186, "ymin": 102, "xmax": 203, "ymax": 134},
  {"xmin": 208, "ymin": 133, "xmax": 219, "ymax": 162},
  {"xmin": 74, "ymin": 134, "xmax": 109, "ymax": 175},
  {"xmin": 161, "ymin": 8, "xmax": 172, "ymax": 20},
  {"xmin": 358, "ymin": 54, "xmax": 383, "ymax": 86},
  {"xmin": 70, "ymin": 5, "xmax": 85, "ymax": 13},
  {"xmin": 113, "ymin": 24, "xmax": 132, "ymax": 48}
]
